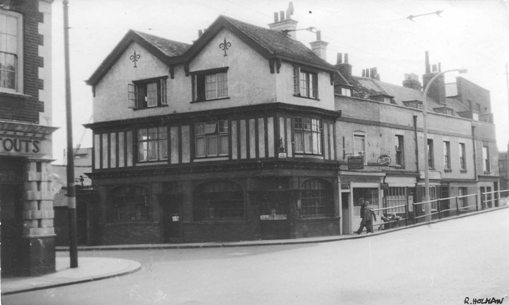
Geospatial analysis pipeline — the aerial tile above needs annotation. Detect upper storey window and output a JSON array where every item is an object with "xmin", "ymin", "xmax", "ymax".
[
  {"xmin": 294, "ymin": 118, "xmax": 321, "ymax": 155},
  {"xmin": 293, "ymin": 66, "xmax": 318, "ymax": 99},
  {"xmin": 195, "ymin": 120, "xmax": 229, "ymax": 158},
  {"xmin": 192, "ymin": 68, "xmax": 228, "ymax": 102},
  {"xmin": 0, "ymin": 11, "xmax": 22, "ymax": 93},
  {"xmin": 128, "ymin": 76, "xmax": 167, "ymax": 109}
]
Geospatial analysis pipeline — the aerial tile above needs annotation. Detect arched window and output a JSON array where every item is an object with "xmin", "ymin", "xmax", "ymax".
[
  {"xmin": 194, "ymin": 181, "xmax": 244, "ymax": 221},
  {"xmin": 300, "ymin": 179, "xmax": 334, "ymax": 218},
  {"xmin": 108, "ymin": 186, "xmax": 150, "ymax": 222}
]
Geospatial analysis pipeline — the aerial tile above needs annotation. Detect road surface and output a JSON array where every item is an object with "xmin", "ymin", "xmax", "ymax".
[{"xmin": 3, "ymin": 209, "xmax": 509, "ymax": 305}]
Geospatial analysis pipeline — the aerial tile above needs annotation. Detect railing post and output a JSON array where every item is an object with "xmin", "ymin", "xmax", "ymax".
[
  {"xmin": 405, "ymin": 203, "xmax": 409, "ymax": 226},
  {"xmin": 456, "ymin": 196, "xmax": 459, "ymax": 215},
  {"xmin": 437, "ymin": 199, "xmax": 441, "ymax": 219},
  {"xmin": 475, "ymin": 191, "xmax": 479, "ymax": 211},
  {"xmin": 413, "ymin": 203, "xmax": 417, "ymax": 224}
]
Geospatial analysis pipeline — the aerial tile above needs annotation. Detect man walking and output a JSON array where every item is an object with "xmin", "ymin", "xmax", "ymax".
[
  {"xmin": 363, "ymin": 201, "xmax": 377, "ymax": 233},
  {"xmin": 356, "ymin": 201, "xmax": 377, "ymax": 234}
]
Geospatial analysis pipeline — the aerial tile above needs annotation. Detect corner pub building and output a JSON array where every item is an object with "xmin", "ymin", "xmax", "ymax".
[
  {"xmin": 1, "ymin": 0, "xmax": 56, "ymax": 275},
  {"xmin": 86, "ymin": 13, "xmax": 342, "ymax": 244}
]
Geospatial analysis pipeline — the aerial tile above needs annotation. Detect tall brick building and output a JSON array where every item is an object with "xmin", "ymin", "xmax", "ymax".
[{"xmin": 0, "ymin": 0, "xmax": 56, "ymax": 276}]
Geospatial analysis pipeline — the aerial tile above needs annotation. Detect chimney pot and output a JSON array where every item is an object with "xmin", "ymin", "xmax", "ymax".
[
  {"xmin": 432, "ymin": 64, "xmax": 437, "ymax": 72},
  {"xmin": 198, "ymin": 29, "xmax": 203, "ymax": 37},
  {"xmin": 344, "ymin": 53, "xmax": 349, "ymax": 64},
  {"xmin": 337, "ymin": 53, "xmax": 343, "ymax": 64},
  {"xmin": 438, "ymin": 62, "xmax": 442, "ymax": 72},
  {"xmin": 316, "ymin": 30, "xmax": 321, "ymax": 41},
  {"xmin": 280, "ymin": 11, "xmax": 285, "ymax": 21},
  {"xmin": 274, "ymin": 12, "xmax": 279, "ymax": 23}
]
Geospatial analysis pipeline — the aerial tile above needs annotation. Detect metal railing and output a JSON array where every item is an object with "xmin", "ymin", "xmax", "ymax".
[{"xmin": 371, "ymin": 188, "xmax": 509, "ymax": 230}]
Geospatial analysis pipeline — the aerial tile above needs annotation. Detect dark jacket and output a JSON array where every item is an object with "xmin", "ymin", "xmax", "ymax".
[{"xmin": 363, "ymin": 207, "xmax": 377, "ymax": 223}]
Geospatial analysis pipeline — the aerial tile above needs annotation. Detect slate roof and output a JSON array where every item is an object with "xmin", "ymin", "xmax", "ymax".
[
  {"xmin": 134, "ymin": 30, "xmax": 191, "ymax": 57},
  {"xmin": 220, "ymin": 16, "xmax": 334, "ymax": 71},
  {"xmin": 87, "ymin": 30, "xmax": 190, "ymax": 86},
  {"xmin": 340, "ymin": 75, "xmax": 470, "ymax": 116}
]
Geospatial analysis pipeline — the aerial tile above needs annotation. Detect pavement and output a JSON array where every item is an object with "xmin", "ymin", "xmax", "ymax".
[
  {"xmin": 2, "ymin": 204, "xmax": 507, "ymax": 296},
  {"xmin": 1, "ymin": 257, "xmax": 141, "ymax": 296}
]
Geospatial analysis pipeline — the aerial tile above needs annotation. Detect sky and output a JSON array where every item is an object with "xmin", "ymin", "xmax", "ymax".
[{"xmin": 50, "ymin": 0, "xmax": 509, "ymax": 164}]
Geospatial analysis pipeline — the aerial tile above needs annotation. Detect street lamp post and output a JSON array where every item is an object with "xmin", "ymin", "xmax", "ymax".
[
  {"xmin": 422, "ymin": 68, "xmax": 467, "ymax": 222},
  {"xmin": 63, "ymin": 0, "xmax": 78, "ymax": 268}
]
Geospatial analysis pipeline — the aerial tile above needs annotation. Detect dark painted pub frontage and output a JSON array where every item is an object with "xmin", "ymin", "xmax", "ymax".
[{"xmin": 86, "ymin": 103, "xmax": 341, "ymax": 244}]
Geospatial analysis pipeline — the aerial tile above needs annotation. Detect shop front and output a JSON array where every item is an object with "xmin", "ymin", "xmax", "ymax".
[
  {"xmin": 0, "ymin": 122, "xmax": 57, "ymax": 276},
  {"xmin": 339, "ymin": 171, "xmax": 384, "ymax": 234}
]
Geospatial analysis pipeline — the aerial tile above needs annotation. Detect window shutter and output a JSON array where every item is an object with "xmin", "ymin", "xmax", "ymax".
[
  {"xmin": 293, "ymin": 65, "xmax": 300, "ymax": 95},
  {"xmin": 128, "ymin": 83, "xmax": 136, "ymax": 109}
]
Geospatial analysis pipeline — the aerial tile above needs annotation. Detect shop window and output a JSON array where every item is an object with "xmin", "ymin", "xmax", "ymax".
[
  {"xmin": 128, "ymin": 77, "xmax": 167, "ymax": 109},
  {"xmin": 108, "ymin": 186, "xmax": 151, "ymax": 222},
  {"xmin": 193, "ymin": 181, "xmax": 244, "ymax": 221},
  {"xmin": 192, "ymin": 68, "xmax": 228, "ymax": 102},
  {"xmin": 0, "ymin": 11, "xmax": 22, "ymax": 93},
  {"xmin": 195, "ymin": 120, "xmax": 229, "ymax": 158},
  {"xmin": 294, "ymin": 118, "xmax": 321, "ymax": 155},
  {"xmin": 385, "ymin": 187, "xmax": 407, "ymax": 214},
  {"xmin": 300, "ymin": 179, "xmax": 333, "ymax": 218},
  {"xmin": 458, "ymin": 187, "xmax": 468, "ymax": 207},
  {"xmin": 137, "ymin": 127, "xmax": 168, "ymax": 162}
]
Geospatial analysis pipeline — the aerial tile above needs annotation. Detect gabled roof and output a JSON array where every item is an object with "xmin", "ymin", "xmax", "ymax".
[
  {"xmin": 87, "ymin": 15, "xmax": 336, "ymax": 86},
  {"xmin": 87, "ymin": 30, "xmax": 190, "ymax": 86}
]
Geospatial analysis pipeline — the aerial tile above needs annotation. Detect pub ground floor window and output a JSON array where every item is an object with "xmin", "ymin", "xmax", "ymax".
[
  {"xmin": 299, "ymin": 179, "xmax": 334, "ymax": 218},
  {"xmin": 193, "ymin": 181, "xmax": 244, "ymax": 221},
  {"xmin": 108, "ymin": 186, "xmax": 151, "ymax": 222}
]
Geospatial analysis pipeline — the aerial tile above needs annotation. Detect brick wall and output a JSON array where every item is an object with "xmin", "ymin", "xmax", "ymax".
[{"xmin": 0, "ymin": 0, "xmax": 44, "ymax": 123}]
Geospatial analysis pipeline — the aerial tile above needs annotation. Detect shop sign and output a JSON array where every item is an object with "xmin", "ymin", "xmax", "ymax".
[
  {"xmin": 0, "ymin": 137, "xmax": 40, "ymax": 154},
  {"xmin": 348, "ymin": 156, "xmax": 364, "ymax": 170}
]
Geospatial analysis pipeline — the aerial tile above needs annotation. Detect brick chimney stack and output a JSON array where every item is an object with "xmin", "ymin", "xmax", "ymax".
[
  {"xmin": 335, "ymin": 53, "xmax": 352, "ymax": 78},
  {"xmin": 310, "ymin": 31, "xmax": 328, "ymax": 60},
  {"xmin": 423, "ymin": 51, "xmax": 446, "ymax": 104},
  {"xmin": 268, "ymin": 2, "xmax": 298, "ymax": 39}
]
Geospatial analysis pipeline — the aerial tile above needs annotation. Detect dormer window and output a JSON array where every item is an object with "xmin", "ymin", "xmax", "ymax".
[
  {"xmin": 340, "ymin": 87, "xmax": 352, "ymax": 97},
  {"xmin": 191, "ymin": 68, "xmax": 229, "ymax": 102},
  {"xmin": 128, "ymin": 76, "xmax": 167, "ymax": 109},
  {"xmin": 403, "ymin": 100, "xmax": 423, "ymax": 109}
]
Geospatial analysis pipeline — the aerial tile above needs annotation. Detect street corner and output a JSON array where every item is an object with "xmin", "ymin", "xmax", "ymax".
[{"xmin": 1, "ymin": 257, "xmax": 141, "ymax": 296}]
